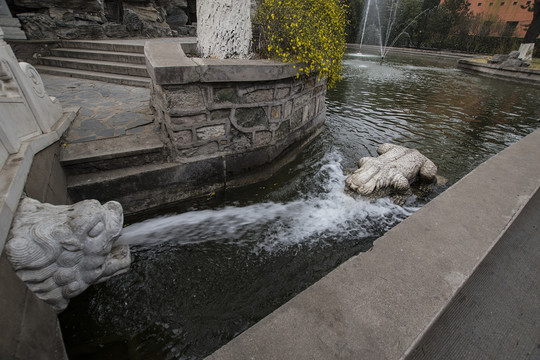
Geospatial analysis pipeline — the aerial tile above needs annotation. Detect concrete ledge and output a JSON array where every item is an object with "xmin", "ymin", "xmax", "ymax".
[
  {"xmin": 458, "ymin": 59, "xmax": 540, "ymax": 84},
  {"xmin": 145, "ymin": 41, "xmax": 298, "ymax": 86},
  {"xmin": 208, "ymin": 128, "xmax": 540, "ymax": 360},
  {"xmin": 0, "ymin": 108, "xmax": 78, "ymax": 252}
]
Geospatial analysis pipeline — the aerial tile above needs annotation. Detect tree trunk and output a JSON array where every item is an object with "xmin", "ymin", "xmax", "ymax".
[
  {"xmin": 197, "ymin": 0, "xmax": 252, "ymax": 59},
  {"xmin": 523, "ymin": 0, "xmax": 540, "ymax": 43}
]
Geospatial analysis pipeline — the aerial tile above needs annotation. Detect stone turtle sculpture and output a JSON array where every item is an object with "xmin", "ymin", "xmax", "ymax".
[
  {"xmin": 6, "ymin": 197, "xmax": 131, "ymax": 312},
  {"xmin": 345, "ymin": 143, "xmax": 438, "ymax": 205}
]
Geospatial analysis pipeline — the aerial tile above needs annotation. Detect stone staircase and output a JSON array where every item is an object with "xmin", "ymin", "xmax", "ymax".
[
  {"xmin": 35, "ymin": 40, "xmax": 151, "ymax": 87},
  {"xmin": 59, "ymin": 132, "xmax": 171, "ymax": 210}
]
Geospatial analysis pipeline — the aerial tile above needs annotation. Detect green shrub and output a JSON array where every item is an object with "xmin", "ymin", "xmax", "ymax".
[{"xmin": 256, "ymin": 0, "xmax": 348, "ymax": 88}]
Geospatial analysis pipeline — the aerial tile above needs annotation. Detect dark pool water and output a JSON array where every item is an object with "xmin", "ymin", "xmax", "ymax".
[{"xmin": 59, "ymin": 52, "xmax": 540, "ymax": 360}]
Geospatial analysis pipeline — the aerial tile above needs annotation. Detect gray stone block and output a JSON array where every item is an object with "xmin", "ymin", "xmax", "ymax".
[
  {"xmin": 224, "ymin": 128, "xmax": 251, "ymax": 152},
  {"xmin": 210, "ymin": 109, "xmax": 230, "ymax": 121},
  {"xmin": 254, "ymin": 131, "xmax": 272, "ymax": 146},
  {"xmin": 275, "ymin": 87, "xmax": 291, "ymax": 100},
  {"xmin": 172, "ymin": 130, "xmax": 193, "ymax": 146},
  {"xmin": 283, "ymin": 100, "xmax": 293, "ymax": 118},
  {"xmin": 171, "ymin": 114, "xmax": 207, "ymax": 128},
  {"xmin": 179, "ymin": 141, "xmax": 219, "ymax": 157},
  {"xmin": 214, "ymin": 88, "xmax": 239, "ymax": 104},
  {"xmin": 271, "ymin": 105, "xmax": 281, "ymax": 120},
  {"xmin": 242, "ymin": 89, "xmax": 274, "ymax": 103},
  {"xmin": 235, "ymin": 107, "xmax": 266, "ymax": 128},
  {"xmin": 168, "ymin": 86, "xmax": 205, "ymax": 109},
  {"xmin": 196, "ymin": 125, "xmax": 226, "ymax": 141},
  {"xmin": 291, "ymin": 108, "xmax": 304, "ymax": 129},
  {"xmin": 275, "ymin": 120, "xmax": 291, "ymax": 139},
  {"xmin": 294, "ymin": 93, "xmax": 311, "ymax": 109}
]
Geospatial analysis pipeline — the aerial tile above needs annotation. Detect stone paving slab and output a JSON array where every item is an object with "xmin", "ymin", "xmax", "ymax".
[
  {"xmin": 60, "ymin": 133, "xmax": 165, "ymax": 165},
  {"xmin": 41, "ymin": 74, "xmax": 156, "ymax": 143}
]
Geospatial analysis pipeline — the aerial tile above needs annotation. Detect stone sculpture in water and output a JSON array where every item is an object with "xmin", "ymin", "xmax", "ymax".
[
  {"xmin": 345, "ymin": 143, "xmax": 438, "ymax": 205},
  {"xmin": 5, "ymin": 197, "xmax": 131, "ymax": 312}
]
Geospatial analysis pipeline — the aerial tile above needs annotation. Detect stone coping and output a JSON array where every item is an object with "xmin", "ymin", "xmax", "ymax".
[
  {"xmin": 144, "ymin": 41, "xmax": 298, "ymax": 86},
  {"xmin": 0, "ymin": 108, "xmax": 78, "ymax": 253},
  {"xmin": 348, "ymin": 43, "xmax": 478, "ymax": 60},
  {"xmin": 458, "ymin": 59, "xmax": 540, "ymax": 84},
  {"xmin": 207, "ymin": 128, "xmax": 540, "ymax": 360}
]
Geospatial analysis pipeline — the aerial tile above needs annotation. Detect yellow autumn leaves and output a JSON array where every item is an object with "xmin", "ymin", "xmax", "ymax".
[{"xmin": 256, "ymin": 0, "xmax": 348, "ymax": 88}]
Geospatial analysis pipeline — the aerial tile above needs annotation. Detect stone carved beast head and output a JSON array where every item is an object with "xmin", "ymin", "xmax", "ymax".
[{"xmin": 6, "ymin": 197, "xmax": 131, "ymax": 312}]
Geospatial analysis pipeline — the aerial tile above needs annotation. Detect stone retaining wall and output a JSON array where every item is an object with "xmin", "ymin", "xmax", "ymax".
[
  {"xmin": 146, "ymin": 41, "xmax": 327, "ymax": 188},
  {"xmin": 458, "ymin": 59, "xmax": 540, "ymax": 84}
]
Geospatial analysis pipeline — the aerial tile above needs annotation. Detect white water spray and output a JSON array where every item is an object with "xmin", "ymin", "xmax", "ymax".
[{"xmin": 118, "ymin": 152, "xmax": 418, "ymax": 252}]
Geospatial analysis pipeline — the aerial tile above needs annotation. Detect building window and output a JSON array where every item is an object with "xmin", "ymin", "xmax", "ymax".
[
  {"xmin": 478, "ymin": 2, "xmax": 482, "ymax": 5},
  {"xmin": 489, "ymin": 2, "xmax": 493, "ymax": 5},
  {"xmin": 513, "ymin": 1, "xmax": 517, "ymax": 4},
  {"xmin": 501, "ymin": 2, "xmax": 505, "ymax": 4}
]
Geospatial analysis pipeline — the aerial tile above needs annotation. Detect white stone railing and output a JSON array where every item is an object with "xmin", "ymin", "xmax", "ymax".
[{"xmin": 0, "ymin": 27, "xmax": 75, "ymax": 252}]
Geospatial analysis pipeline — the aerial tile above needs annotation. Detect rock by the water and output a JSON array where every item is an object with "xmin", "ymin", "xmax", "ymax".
[
  {"xmin": 488, "ymin": 50, "xmax": 530, "ymax": 68},
  {"xmin": 508, "ymin": 50, "xmax": 520, "ymax": 59},
  {"xmin": 345, "ymin": 143, "xmax": 438, "ymax": 205},
  {"xmin": 501, "ymin": 58, "xmax": 530, "ymax": 68},
  {"xmin": 13, "ymin": 0, "xmax": 178, "ymax": 39},
  {"xmin": 14, "ymin": 0, "xmax": 103, "ymax": 13},
  {"xmin": 104, "ymin": 23, "xmax": 129, "ymax": 38},
  {"xmin": 166, "ymin": 7, "xmax": 189, "ymax": 29},
  {"xmin": 57, "ymin": 22, "xmax": 106, "ymax": 39},
  {"xmin": 488, "ymin": 54, "xmax": 509, "ymax": 64},
  {"xmin": 123, "ymin": 9, "xmax": 144, "ymax": 34},
  {"xmin": 17, "ymin": 12, "xmax": 57, "ymax": 39}
]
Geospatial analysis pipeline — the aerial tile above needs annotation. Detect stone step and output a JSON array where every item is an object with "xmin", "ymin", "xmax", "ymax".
[
  {"xmin": 60, "ymin": 133, "xmax": 167, "ymax": 175},
  {"xmin": 35, "ymin": 65, "xmax": 150, "ymax": 87},
  {"xmin": 39, "ymin": 57, "xmax": 149, "ymax": 78},
  {"xmin": 50, "ymin": 48, "xmax": 146, "ymax": 65},
  {"xmin": 66, "ymin": 161, "xmax": 181, "ymax": 214},
  {"xmin": 60, "ymin": 40, "xmax": 145, "ymax": 54}
]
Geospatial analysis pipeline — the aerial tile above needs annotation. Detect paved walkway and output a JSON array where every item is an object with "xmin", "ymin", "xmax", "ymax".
[
  {"xmin": 406, "ymin": 188, "xmax": 540, "ymax": 360},
  {"xmin": 42, "ymin": 74, "xmax": 155, "ymax": 143}
]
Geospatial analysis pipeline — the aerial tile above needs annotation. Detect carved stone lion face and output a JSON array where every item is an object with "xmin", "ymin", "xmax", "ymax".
[{"xmin": 6, "ymin": 197, "xmax": 130, "ymax": 312}]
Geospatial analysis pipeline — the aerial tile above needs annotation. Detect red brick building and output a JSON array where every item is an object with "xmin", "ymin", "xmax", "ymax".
[{"xmin": 469, "ymin": 0, "xmax": 534, "ymax": 37}]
